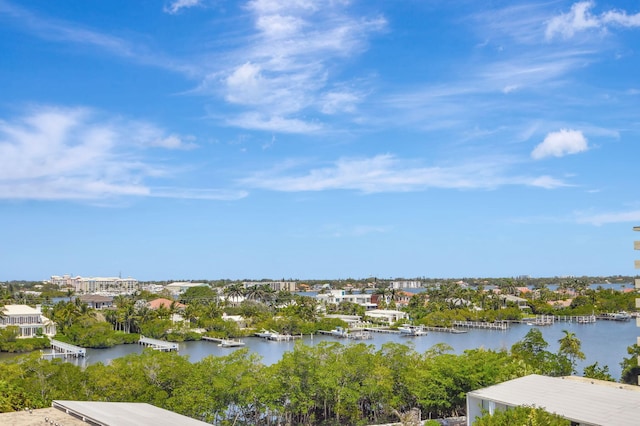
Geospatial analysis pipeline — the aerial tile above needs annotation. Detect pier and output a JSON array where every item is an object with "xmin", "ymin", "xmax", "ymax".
[
  {"xmin": 44, "ymin": 339, "xmax": 86, "ymax": 358},
  {"xmin": 521, "ymin": 314, "xmax": 597, "ymax": 325},
  {"xmin": 357, "ymin": 327, "xmax": 401, "ymax": 334},
  {"xmin": 201, "ymin": 336, "xmax": 246, "ymax": 347},
  {"xmin": 452, "ymin": 321, "xmax": 509, "ymax": 330},
  {"xmin": 421, "ymin": 326, "xmax": 468, "ymax": 334},
  {"xmin": 318, "ymin": 329, "xmax": 373, "ymax": 340},
  {"xmin": 267, "ymin": 333, "xmax": 302, "ymax": 341},
  {"xmin": 138, "ymin": 336, "xmax": 179, "ymax": 352}
]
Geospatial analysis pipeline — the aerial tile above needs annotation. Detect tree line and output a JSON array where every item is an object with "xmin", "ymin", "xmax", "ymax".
[{"xmin": 1, "ymin": 329, "xmax": 638, "ymax": 425}]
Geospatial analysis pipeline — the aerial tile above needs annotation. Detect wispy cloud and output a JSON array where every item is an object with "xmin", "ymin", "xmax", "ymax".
[
  {"xmin": 0, "ymin": 0, "xmax": 197, "ymax": 75},
  {"xmin": 531, "ymin": 129, "xmax": 589, "ymax": 159},
  {"xmin": 164, "ymin": 0, "xmax": 202, "ymax": 15},
  {"xmin": 546, "ymin": 1, "xmax": 640, "ymax": 40},
  {"xmin": 324, "ymin": 223, "xmax": 392, "ymax": 238},
  {"xmin": 576, "ymin": 209, "xmax": 640, "ymax": 226},
  {"xmin": 0, "ymin": 106, "xmax": 240, "ymax": 201},
  {"xmin": 240, "ymin": 154, "xmax": 570, "ymax": 193},
  {"xmin": 200, "ymin": 0, "xmax": 386, "ymax": 132}
]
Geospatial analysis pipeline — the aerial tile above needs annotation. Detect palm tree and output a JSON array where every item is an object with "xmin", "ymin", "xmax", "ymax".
[
  {"xmin": 224, "ymin": 283, "xmax": 245, "ymax": 306},
  {"xmin": 259, "ymin": 284, "xmax": 276, "ymax": 306},
  {"xmin": 558, "ymin": 330, "xmax": 585, "ymax": 372}
]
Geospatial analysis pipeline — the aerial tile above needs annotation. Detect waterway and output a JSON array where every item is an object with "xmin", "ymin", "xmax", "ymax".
[{"xmin": 4, "ymin": 319, "xmax": 636, "ymax": 380}]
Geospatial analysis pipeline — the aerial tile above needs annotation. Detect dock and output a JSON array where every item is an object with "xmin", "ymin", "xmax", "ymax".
[
  {"xmin": 201, "ymin": 336, "xmax": 246, "ymax": 347},
  {"xmin": 452, "ymin": 321, "xmax": 509, "ymax": 330},
  {"xmin": 138, "ymin": 336, "xmax": 179, "ymax": 352},
  {"xmin": 421, "ymin": 326, "xmax": 468, "ymax": 334},
  {"xmin": 521, "ymin": 314, "xmax": 597, "ymax": 325},
  {"xmin": 44, "ymin": 339, "xmax": 86, "ymax": 358},
  {"xmin": 267, "ymin": 333, "xmax": 302, "ymax": 341},
  {"xmin": 358, "ymin": 327, "xmax": 401, "ymax": 334}
]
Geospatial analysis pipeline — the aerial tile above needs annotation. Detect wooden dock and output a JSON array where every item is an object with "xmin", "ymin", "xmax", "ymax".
[
  {"xmin": 201, "ymin": 336, "xmax": 246, "ymax": 347},
  {"xmin": 139, "ymin": 336, "xmax": 179, "ymax": 351},
  {"xmin": 357, "ymin": 327, "xmax": 401, "ymax": 334},
  {"xmin": 452, "ymin": 321, "xmax": 509, "ymax": 330},
  {"xmin": 267, "ymin": 333, "xmax": 302, "ymax": 341},
  {"xmin": 522, "ymin": 314, "xmax": 597, "ymax": 325},
  {"xmin": 421, "ymin": 326, "xmax": 468, "ymax": 334},
  {"xmin": 44, "ymin": 339, "xmax": 86, "ymax": 358}
]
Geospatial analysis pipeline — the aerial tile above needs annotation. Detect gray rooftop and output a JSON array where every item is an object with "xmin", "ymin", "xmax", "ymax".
[
  {"xmin": 468, "ymin": 374, "xmax": 640, "ymax": 426},
  {"xmin": 52, "ymin": 400, "xmax": 209, "ymax": 426}
]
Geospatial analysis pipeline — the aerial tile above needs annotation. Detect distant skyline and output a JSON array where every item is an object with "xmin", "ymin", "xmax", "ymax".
[{"xmin": 1, "ymin": 1, "xmax": 639, "ymax": 281}]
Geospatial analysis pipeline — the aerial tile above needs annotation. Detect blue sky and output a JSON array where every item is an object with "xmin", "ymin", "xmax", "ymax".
[{"xmin": 1, "ymin": 0, "xmax": 639, "ymax": 281}]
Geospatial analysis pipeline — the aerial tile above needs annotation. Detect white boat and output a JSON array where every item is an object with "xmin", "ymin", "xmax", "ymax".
[
  {"xmin": 330, "ymin": 327, "xmax": 349, "ymax": 338},
  {"xmin": 612, "ymin": 311, "xmax": 631, "ymax": 321},
  {"xmin": 255, "ymin": 329, "xmax": 276, "ymax": 339},
  {"xmin": 398, "ymin": 324, "xmax": 427, "ymax": 336}
]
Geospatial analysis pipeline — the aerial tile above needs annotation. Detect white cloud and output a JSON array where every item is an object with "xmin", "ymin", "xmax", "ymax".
[
  {"xmin": 164, "ymin": 0, "xmax": 202, "ymax": 14},
  {"xmin": 240, "ymin": 154, "xmax": 569, "ymax": 193},
  {"xmin": 0, "ymin": 106, "xmax": 231, "ymax": 201},
  {"xmin": 226, "ymin": 113, "xmax": 322, "ymax": 134},
  {"xmin": 208, "ymin": 0, "xmax": 386, "ymax": 131},
  {"xmin": 320, "ymin": 90, "xmax": 361, "ymax": 114},
  {"xmin": 546, "ymin": 1, "xmax": 640, "ymax": 40},
  {"xmin": 576, "ymin": 209, "xmax": 640, "ymax": 226},
  {"xmin": 531, "ymin": 129, "xmax": 588, "ymax": 159}
]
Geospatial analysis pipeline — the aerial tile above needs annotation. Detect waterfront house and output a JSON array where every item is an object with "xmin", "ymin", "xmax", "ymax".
[
  {"xmin": 316, "ymin": 289, "xmax": 377, "ymax": 310},
  {"xmin": 0, "ymin": 304, "xmax": 56, "ymax": 337},
  {"xmin": 499, "ymin": 294, "xmax": 530, "ymax": 310},
  {"xmin": 78, "ymin": 294, "xmax": 114, "ymax": 310},
  {"xmin": 364, "ymin": 309, "xmax": 407, "ymax": 324},
  {"xmin": 148, "ymin": 298, "xmax": 186, "ymax": 323}
]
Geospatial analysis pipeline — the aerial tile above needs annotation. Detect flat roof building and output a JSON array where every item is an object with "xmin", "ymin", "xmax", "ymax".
[
  {"xmin": 466, "ymin": 374, "xmax": 640, "ymax": 426},
  {"xmin": 0, "ymin": 400, "xmax": 209, "ymax": 426}
]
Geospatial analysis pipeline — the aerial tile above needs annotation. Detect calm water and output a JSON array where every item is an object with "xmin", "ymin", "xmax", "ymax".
[{"xmin": 4, "ymin": 319, "xmax": 636, "ymax": 380}]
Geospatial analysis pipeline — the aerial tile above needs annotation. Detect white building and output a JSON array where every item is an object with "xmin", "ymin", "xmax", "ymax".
[
  {"xmin": 390, "ymin": 280, "xmax": 422, "ymax": 289},
  {"xmin": 0, "ymin": 304, "xmax": 56, "ymax": 338},
  {"xmin": 364, "ymin": 309, "xmax": 408, "ymax": 324},
  {"xmin": 164, "ymin": 282, "xmax": 210, "ymax": 296},
  {"xmin": 316, "ymin": 289, "xmax": 377, "ymax": 310},
  {"xmin": 49, "ymin": 275, "xmax": 139, "ymax": 294},
  {"xmin": 467, "ymin": 374, "xmax": 640, "ymax": 426},
  {"xmin": 243, "ymin": 281, "xmax": 297, "ymax": 292}
]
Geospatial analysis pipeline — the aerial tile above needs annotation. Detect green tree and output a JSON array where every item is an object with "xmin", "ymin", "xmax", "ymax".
[
  {"xmin": 620, "ymin": 344, "xmax": 640, "ymax": 385},
  {"xmin": 558, "ymin": 330, "xmax": 585, "ymax": 373},
  {"xmin": 511, "ymin": 329, "xmax": 571, "ymax": 376},
  {"xmin": 473, "ymin": 405, "xmax": 570, "ymax": 425},
  {"xmin": 583, "ymin": 362, "xmax": 615, "ymax": 382}
]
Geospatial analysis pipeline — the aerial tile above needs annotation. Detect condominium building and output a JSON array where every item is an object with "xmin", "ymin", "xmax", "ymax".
[
  {"xmin": 48, "ymin": 275, "xmax": 139, "ymax": 294},
  {"xmin": 0, "ymin": 304, "xmax": 56, "ymax": 338},
  {"xmin": 390, "ymin": 280, "xmax": 422, "ymax": 289},
  {"xmin": 243, "ymin": 281, "xmax": 297, "ymax": 292}
]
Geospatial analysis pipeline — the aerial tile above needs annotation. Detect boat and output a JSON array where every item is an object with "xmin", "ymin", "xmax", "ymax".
[
  {"xmin": 255, "ymin": 329, "xmax": 276, "ymax": 339},
  {"xmin": 330, "ymin": 327, "xmax": 350, "ymax": 338},
  {"xmin": 599, "ymin": 311, "xmax": 632, "ymax": 321},
  {"xmin": 398, "ymin": 324, "xmax": 427, "ymax": 336},
  {"xmin": 612, "ymin": 311, "xmax": 631, "ymax": 321},
  {"xmin": 218, "ymin": 339, "xmax": 245, "ymax": 348}
]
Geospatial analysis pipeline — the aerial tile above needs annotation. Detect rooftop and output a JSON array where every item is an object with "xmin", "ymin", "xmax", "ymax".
[
  {"xmin": 468, "ymin": 374, "xmax": 640, "ymax": 426},
  {"xmin": 0, "ymin": 401, "xmax": 210, "ymax": 426},
  {"xmin": 2, "ymin": 304, "xmax": 41, "ymax": 315}
]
